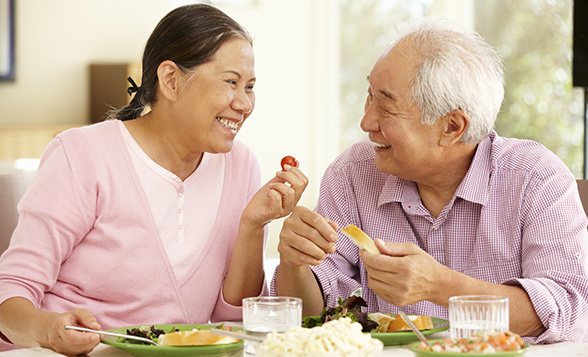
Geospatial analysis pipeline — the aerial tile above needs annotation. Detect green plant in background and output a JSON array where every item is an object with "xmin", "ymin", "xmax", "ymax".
[
  {"xmin": 340, "ymin": 0, "xmax": 583, "ymax": 177},
  {"xmin": 339, "ymin": 0, "xmax": 425, "ymax": 149},
  {"xmin": 475, "ymin": 0, "xmax": 583, "ymax": 177}
]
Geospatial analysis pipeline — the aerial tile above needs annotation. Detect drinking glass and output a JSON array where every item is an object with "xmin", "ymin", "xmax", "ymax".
[
  {"xmin": 449, "ymin": 295, "xmax": 509, "ymax": 339},
  {"xmin": 242, "ymin": 296, "xmax": 302, "ymax": 354}
]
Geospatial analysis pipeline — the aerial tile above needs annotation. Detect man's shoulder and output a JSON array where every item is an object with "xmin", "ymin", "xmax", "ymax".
[
  {"xmin": 322, "ymin": 137, "xmax": 389, "ymax": 190},
  {"xmin": 490, "ymin": 134, "xmax": 570, "ymax": 177},
  {"xmin": 331, "ymin": 136, "xmax": 377, "ymax": 168}
]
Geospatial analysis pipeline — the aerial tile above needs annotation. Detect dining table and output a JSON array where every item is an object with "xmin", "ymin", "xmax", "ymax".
[{"xmin": 1, "ymin": 330, "xmax": 587, "ymax": 357}]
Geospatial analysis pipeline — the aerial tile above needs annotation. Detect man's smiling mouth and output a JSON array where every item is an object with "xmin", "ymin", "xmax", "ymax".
[{"xmin": 373, "ymin": 142, "xmax": 391, "ymax": 149}]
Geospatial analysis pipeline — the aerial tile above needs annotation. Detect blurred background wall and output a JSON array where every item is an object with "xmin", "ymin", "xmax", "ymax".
[
  {"xmin": 0, "ymin": 0, "xmax": 581, "ymax": 263},
  {"xmin": 0, "ymin": 0, "xmax": 342, "ymax": 261}
]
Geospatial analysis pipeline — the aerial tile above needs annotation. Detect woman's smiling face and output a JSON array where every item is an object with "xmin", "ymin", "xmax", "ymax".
[{"xmin": 173, "ymin": 37, "xmax": 256, "ymax": 155}]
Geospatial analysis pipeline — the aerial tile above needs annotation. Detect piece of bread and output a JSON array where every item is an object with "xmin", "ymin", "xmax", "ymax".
[
  {"xmin": 386, "ymin": 314, "xmax": 434, "ymax": 332},
  {"xmin": 341, "ymin": 225, "xmax": 380, "ymax": 254},
  {"xmin": 157, "ymin": 329, "xmax": 239, "ymax": 346}
]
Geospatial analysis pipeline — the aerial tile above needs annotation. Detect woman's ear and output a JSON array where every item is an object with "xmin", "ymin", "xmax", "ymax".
[
  {"xmin": 440, "ymin": 109, "xmax": 470, "ymax": 147},
  {"xmin": 157, "ymin": 60, "xmax": 181, "ymax": 102}
]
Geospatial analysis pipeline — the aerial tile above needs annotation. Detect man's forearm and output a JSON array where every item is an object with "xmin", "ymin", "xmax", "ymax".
[
  {"xmin": 275, "ymin": 263, "xmax": 325, "ymax": 317},
  {"xmin": 435, "ymin": 270, "xmax": 545, "ymax": 337}
]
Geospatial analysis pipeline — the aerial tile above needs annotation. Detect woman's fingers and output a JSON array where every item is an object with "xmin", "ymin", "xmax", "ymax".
[{"xmin": 46, "ymin": 309, "xmax": 101, "ymax": 355}]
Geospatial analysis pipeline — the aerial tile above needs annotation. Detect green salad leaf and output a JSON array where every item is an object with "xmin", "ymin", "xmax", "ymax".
[
  {"xmin": 302, "ymin": 295, "xmax": 378, "ymax": 332},
  {"xmin": 120, "ymin": 323, "xmax": 227, "ymax": 345},
  {"xmin": 121, "ymin": 325, "xmax": 178, "ymax": 345}
]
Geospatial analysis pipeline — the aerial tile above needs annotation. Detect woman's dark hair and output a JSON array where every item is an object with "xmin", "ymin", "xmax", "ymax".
[{"xmin": 114, "ymin": 4, "xmax": 252, "ymax": 121}]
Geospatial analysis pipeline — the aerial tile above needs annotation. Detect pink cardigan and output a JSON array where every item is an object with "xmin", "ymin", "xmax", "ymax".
[{"xmin": 0, "ymin": 120, "xmax": 266, "ymax": 349}]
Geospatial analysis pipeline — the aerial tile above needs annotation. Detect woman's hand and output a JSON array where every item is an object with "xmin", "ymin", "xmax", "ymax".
[
  {"xmin": 42, "ymin": 309, "xmax": 102, "ymax": 355},
  {"xmin": 241, "ymin": 163, "xmax": 309, "ymax": 229},
  {"xmin": 0, "ymin": 298, "xmax": 101, "ymax": 356},
  {"xmin": 222, "ymin": 162, "xmax": 309, "ymax": 304}
]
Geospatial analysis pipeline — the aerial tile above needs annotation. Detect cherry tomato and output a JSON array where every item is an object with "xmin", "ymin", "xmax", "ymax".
[{"xmin": 280, "ymin": 155, "xmax": 299, "ymax": 170}]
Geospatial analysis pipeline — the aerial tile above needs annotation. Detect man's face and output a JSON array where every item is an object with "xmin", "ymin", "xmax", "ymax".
[{"xmin": 360, "ymin": 40, "xmax": 446, "ymax": 182}]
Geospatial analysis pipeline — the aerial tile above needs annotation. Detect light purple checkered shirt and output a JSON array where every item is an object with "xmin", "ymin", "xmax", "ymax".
[{"xmin": 272, "ymin": 131, "xmax": 588, "ymax": 343}]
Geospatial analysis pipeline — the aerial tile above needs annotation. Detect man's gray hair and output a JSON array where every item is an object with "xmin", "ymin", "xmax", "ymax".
[{"xmin": 398, "ymin": 17, "xmax": 505, "ymax": 145}]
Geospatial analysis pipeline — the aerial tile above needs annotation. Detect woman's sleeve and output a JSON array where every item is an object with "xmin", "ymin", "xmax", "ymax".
[
  {"xmin": 0, "ymin": 137, "xmax": 94, "ymax": 308},
  {"xmin": 210, "ymin": 143, "xmax": 268, "ymax": 322}
]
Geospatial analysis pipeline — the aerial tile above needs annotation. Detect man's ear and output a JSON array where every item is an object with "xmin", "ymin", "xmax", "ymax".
[
  {"xmin": 440, "ymin": 109, "xmax": 470, "ymax": 146},
  {"xmin": 157, "ymin": 60, "xmax": 181, "ymax": 102}
]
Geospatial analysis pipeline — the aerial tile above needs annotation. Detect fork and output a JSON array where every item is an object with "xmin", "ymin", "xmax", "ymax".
[
  {"xmin": 397, "ymin": 311, "xmax": 433, "ymax": 349},
  {"xmin": 65, "ymin": 325, "xmax": 159, "ymax": 346}
]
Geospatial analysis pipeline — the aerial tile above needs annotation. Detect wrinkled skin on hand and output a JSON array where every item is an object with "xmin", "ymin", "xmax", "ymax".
[
  {"xmin": 42, "ymin": 309, "xmax": 101, "ymax": 355},
  {"xmin": 360, "ymin": 240, "xmax": 452, "ymax": 307},
  {"xmin": 278, "ymin": 206, "xmax": 339, "ymax": 267}
]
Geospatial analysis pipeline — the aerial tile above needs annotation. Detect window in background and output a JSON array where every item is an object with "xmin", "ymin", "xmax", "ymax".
[
  {"xmin": 339, "ymin": 0, "xmax": 583, "ymax": 177},
  {"xmin": 475, "ymin": 0, "xmax": 583, "ymax": 177},
  {"xmin": 339, "ymin": 0, "xmax": 431, "ymax": 149}
]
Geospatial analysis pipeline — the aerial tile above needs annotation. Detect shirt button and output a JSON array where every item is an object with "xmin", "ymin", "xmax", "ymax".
[
  {"xmin": 178, "ymin": 208, "xmax": 183, "ymax": 214},
  {"xmin": 178, "ymin": 225, "xmax": 183, "ymax": 230}
]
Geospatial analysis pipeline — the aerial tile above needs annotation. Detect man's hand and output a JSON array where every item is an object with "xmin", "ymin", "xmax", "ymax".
[
  {"xmin": 360, "ymin": 239, "xmax": 546, "ymax": 337},
  {"xmin": 277, "ymin": 206, "xmax": 338, "ymax": 267},
  {"xmin": 360, "ymin": 239, "xmax": 453, "ymax": 306},
  {"xmin": 275, "ymin": 206, "xmax": 338, "ymax": 316}
]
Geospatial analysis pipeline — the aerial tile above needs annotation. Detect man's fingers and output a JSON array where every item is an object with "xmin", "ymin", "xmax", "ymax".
[
  {"xmin": 278, "ymin": 207, "xmax": 338, "ymax": 266},
  {"xmin": 298, "ymin": 209, "xmax": 338, "ymax": 243},
  {"xmin": 374, "ymin": 239, "xmax": 421, "ymax": 256},
  {"xmin": 278, "ymin": 243, "xmax": 325, "ymax": 266},
  {"xmin": 327, "ymin": 219, "xmax": 339, "ymax": 233}
]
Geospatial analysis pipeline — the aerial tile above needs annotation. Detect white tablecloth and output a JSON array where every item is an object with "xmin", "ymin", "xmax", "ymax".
[{"xmin": 2, "ymin": 335, "xmax": 587, "ymax": 357}]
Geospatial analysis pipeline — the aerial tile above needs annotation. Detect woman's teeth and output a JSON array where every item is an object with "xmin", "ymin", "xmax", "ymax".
[
  {"xmin": 374, "ymin": 142, "xmax": 391, "ymax": 149},
  {"xmin": 217, "ymin": 117, "xmax": 239, "ymax": 130}
]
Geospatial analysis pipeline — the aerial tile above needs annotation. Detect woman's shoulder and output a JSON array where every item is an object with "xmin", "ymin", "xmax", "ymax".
[
  {"xmin": 51, "ymin": 120, "xmax": 122, "ymax": 157},
  {"xmin": 41, "ymin": 120, "xmax": 126, "ymax": 173},
  {"xmin": 57, "ymin": 120, "xmax": 120, "ymax": 142}
]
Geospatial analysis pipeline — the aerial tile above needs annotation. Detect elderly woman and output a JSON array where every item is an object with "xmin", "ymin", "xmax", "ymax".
[{"xmin": 0, "ymin": 4, "xmax": 307, "ymax": 355}]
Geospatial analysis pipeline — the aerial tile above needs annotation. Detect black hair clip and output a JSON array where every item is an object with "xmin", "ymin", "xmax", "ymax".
[{"xmin": 127, "ymin": 77, "xmax": 140, "ymax": 96}]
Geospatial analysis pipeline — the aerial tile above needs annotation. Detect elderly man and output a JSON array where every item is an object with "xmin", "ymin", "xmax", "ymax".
[{"xmin": 272, "ymin": 17, "xmax": 588, "ymax": 344}]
